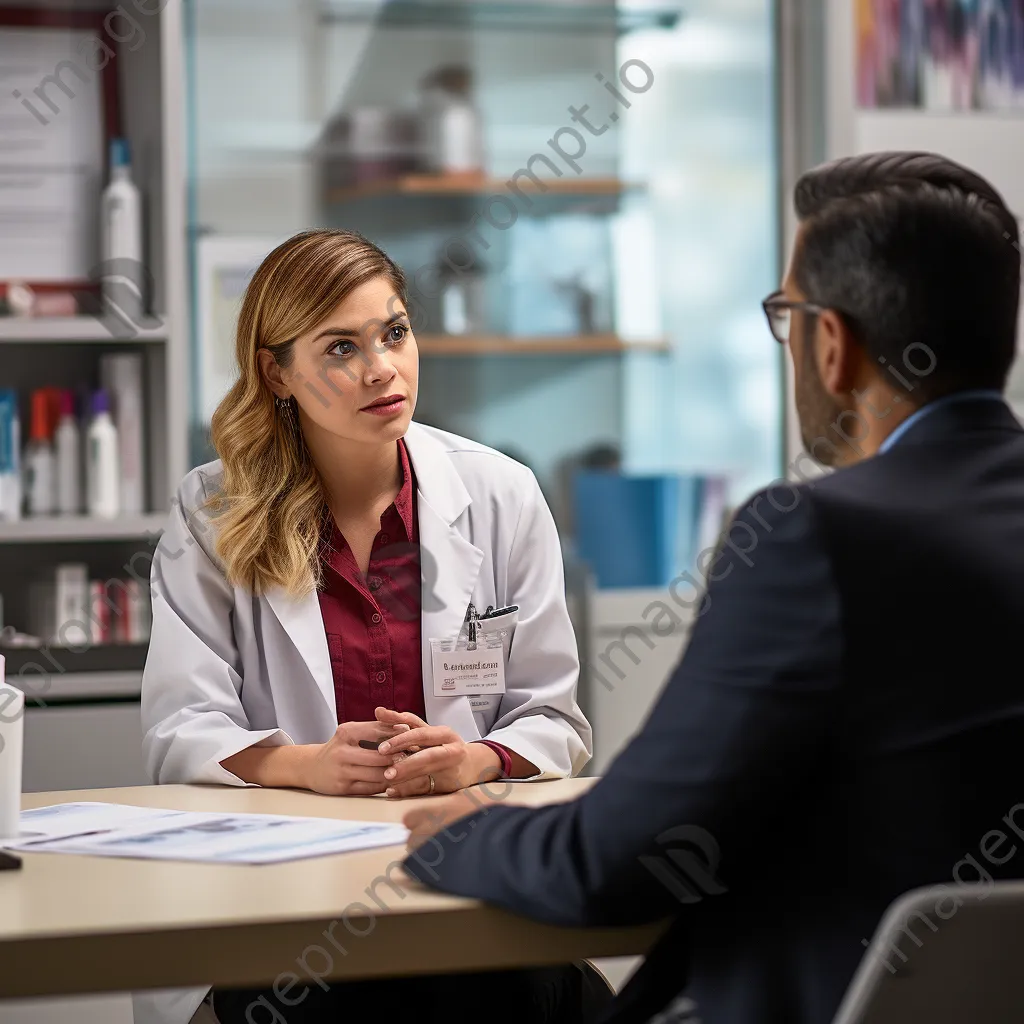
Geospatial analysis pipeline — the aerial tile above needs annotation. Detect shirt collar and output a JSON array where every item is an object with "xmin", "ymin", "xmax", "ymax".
[
  {"xmin": 322, "ymin": 438, "xmax": 418, "ymax": 557},
  {"xmin": 392, "ymin": 437, "xmax": 417, "ymax": 540},
  {"xmin": 879, "ymin": 390, "xmax": 1006, "ymax": 453}
]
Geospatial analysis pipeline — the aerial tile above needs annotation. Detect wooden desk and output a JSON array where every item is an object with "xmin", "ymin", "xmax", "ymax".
[{"xmin": 1, "ymin": 780, "xmax": 660, "ymax": 999}]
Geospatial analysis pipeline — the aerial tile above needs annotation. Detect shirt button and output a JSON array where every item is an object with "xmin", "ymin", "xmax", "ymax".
[
  {"xmin": 378, "ymin": 533, "xmax": 389, "ymax": 546},
  {"xmin": 376, "ymin": 670, "xmax": 387, "ymax": 684},
  {"xmin": 369, "ymin": 576, "xmax": 382, "ymax": 592},
  {"xmin": 371, "ymin": 612, "xmax": 382, "ymax": 625}
]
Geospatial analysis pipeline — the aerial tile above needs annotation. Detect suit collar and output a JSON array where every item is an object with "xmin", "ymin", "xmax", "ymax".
[{"xmin": 885, "ymin": 395, "xmax": 1020, "ymax": 449}]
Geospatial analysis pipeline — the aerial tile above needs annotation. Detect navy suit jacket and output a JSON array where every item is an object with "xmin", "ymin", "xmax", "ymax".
[{"xmin": 404, "ymin": 398, "xmax": 1024, "ymax": 1024}]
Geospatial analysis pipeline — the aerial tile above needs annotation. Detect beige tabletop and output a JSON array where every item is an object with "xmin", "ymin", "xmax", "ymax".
[{"xmin": 1, "ymin": 780, "xmax": 662, "ymax": 999}]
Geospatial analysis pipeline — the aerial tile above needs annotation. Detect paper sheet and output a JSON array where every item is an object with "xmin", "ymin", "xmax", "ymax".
[
  {"xmin": 0, "ymin": 28, "xmax": 105, "ymax": 280},
  {"xmin": 8, "ymin": 802, "xmax": 408, "ymax": 864}
]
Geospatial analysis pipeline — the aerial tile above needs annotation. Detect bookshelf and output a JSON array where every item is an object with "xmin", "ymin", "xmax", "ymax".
[{"xmin": 0, "ymin": 1, "xmax": 189, "ymax": 769}]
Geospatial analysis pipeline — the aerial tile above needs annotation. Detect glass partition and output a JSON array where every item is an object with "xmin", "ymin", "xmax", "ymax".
[{"xmin": 184, "ymin": 0, "xmax": 780, "ymax": 530}]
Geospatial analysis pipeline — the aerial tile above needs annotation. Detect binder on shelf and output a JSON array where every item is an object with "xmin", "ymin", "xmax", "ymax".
[
  {"xmin": 571, "ymin": 471, "xmax": 728, "ymax": 589},
  {"xmin": 29, "ymin": 563, "xmax": 89, "ymax": 646}
]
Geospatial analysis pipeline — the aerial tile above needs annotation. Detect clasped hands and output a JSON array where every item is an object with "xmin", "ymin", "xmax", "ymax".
[{"xmin": 303, "ymin": 706, "xmax": 503, "ymax": 799}]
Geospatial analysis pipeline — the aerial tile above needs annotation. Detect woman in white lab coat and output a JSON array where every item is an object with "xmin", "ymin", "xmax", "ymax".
[{"xmin": 135, "ymin": 229, "xmax": 594, "ymax": 1024}]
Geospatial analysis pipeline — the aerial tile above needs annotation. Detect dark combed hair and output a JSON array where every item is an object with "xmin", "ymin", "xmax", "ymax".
[{"xmin": 794, "ymin": 151, "xmax": 1021, "ymax": 402}]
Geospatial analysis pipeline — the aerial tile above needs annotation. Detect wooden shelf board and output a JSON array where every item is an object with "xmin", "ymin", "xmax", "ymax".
[
  {"xmin": 326, "ymin": 173, "xmax": 636, "ymax": 204},
  {"xmin": 417, "ymin": 334, "xmax": 669, "ymax": 356}
]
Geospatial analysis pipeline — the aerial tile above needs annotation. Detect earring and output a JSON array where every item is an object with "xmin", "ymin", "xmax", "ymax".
[{"xmin": 275, "ymin": 395, "xmax": 298, "ymax": 434}]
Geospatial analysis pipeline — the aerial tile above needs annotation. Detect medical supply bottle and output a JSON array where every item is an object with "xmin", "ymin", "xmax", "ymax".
[
  {"xmin": 101, "ymin": 137, "xmax": 144, "ymax": 324},
  {"xmin": 87, "ymin": 389, "xmax": 120, "ymax": 519},
  {"xmin": 55, "ymin": 389, "xmax": 81, "ymax": 515},
  {"xmin": 25, "ymin": 389, "xmax": 56, "ymax": 516}
]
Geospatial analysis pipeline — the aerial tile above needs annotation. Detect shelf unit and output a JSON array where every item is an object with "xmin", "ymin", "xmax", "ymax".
[{"xmin": 1, "ymin": 3, "xmax": 189, "ymax": 710}]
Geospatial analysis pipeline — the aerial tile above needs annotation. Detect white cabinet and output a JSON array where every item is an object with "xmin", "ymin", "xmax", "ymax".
[
  {"xmin": 581, "ymin": 587, "xmax": 694, "ymax": 776},
  {"xmin": 23, "ymin": 702, "xmax": 148, "ymax": 793}
]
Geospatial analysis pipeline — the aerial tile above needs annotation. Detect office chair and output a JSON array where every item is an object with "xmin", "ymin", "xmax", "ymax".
[{"xmin": 833, "ymin": 881, "xmax": 1024, "ymax": 1023}]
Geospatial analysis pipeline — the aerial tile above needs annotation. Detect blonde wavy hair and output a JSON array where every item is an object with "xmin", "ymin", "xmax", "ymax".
[{"xmin": 206, "ymin": 229, "xmax": 408, "ymax": 597}]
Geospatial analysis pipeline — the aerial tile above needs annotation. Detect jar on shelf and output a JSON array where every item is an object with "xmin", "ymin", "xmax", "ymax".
[
  {"xmin": 317, "ymin": 106, "xmax": 418, "ymax": 191},
  {"xmin": 417, "ymin": 65, "xmax": 485, "ymax": 176}
]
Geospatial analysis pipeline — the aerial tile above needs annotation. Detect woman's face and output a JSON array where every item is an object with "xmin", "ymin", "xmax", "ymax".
[{"xmin": 269, "ymin": 275, "xmax": 419, "ymax": 448}]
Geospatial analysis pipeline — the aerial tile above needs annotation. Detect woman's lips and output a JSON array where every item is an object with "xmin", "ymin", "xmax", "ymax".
[{"xmin": 361, "ymin": 396, "xmax": 406, "ymax": 417}]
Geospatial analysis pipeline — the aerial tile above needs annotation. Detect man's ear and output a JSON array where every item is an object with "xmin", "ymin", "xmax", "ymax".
[
  {"xmin": 814, "ymin": 309, "xmax": 860, "ymax": 396},
  {"xmin": 257, "ymin": 348, "xmax": 288, "ymax": 398}
]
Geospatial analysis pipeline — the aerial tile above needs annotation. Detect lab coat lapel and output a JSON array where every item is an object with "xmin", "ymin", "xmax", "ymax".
[
  {"xmin": 405, "ymin": 424, "xmax": 484, "ymax": 737},
  {"xmin": 265, "ymin": 586, "xmax": 336, "ymax": 719}
]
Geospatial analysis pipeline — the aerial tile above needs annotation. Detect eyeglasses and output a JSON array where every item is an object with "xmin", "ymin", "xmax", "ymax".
[{"xmin": 761, "ymin": 290, "xmax": 826, "ymax": 344}]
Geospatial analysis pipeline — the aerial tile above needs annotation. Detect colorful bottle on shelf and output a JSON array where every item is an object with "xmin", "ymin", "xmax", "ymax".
[
  {"xmin": 87, "ymin": 389, "xmax": 120, "ymax": 519},
  {"xmin": 100, "ymin": 137, "xmax": 144, "ymax": 326},
  {"xmin": 55, "ymin": 389, "xmax": 81, "ymax": 516},
  {"xmin": 25, "ymin": 389, "xmax": 56, "ymax": 516},
  {"xmin": 0, "ymin": 390, "xmax": 21, "ymax": 522}
]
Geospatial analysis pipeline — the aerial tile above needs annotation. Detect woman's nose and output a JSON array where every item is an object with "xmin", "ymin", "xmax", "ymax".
[{"xmin": 363, "ymin": 348, "xmax": 397, "ymax": 386}]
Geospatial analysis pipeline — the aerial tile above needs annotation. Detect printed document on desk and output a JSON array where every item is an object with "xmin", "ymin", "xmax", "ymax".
[{"xmin": 9, "ymin": 802, "xmax": 408, "ymax": 864}]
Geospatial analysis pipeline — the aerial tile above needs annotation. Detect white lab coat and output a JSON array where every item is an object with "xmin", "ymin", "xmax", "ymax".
[{"xmin": 133, "ymin": 421, "xmax": 592, "ymax": 1024}]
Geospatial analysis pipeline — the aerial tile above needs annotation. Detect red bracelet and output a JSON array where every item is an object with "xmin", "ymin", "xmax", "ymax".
[{"xmin": 475, "ymin": 740, "xmax": 513, "ymax": 778}]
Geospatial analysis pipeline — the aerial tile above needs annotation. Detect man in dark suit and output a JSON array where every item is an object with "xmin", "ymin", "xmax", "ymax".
[{"xmin": 396, "ymin": 152, "xmax": 1024, "ymax": 1024}]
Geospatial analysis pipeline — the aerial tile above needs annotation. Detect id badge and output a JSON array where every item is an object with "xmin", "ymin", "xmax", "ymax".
[{"xmin": 430, "ymin": 631, "xmax": 507, "ymax": 698}]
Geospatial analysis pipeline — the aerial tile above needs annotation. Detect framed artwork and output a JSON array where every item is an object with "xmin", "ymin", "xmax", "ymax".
[
  {"xmin": 194, "ymin": 236, "xmax": 286, "ymax": 425},
  {"xmin": 0, "ymin": 7, "xmax": 122, "ymax": 286},
  {"xmin": 857, "ymin": 0, "xmax": 1024, "ymax": 112}
]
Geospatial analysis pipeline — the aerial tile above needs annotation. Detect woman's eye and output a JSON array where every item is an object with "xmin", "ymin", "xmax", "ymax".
[
  {"xmin": 328, "ymin": 340, "xmax": 357, "ymax": 358},
  {"xmin": 385, "ymin": 324, "xmax": 408, "ymax": 346}
]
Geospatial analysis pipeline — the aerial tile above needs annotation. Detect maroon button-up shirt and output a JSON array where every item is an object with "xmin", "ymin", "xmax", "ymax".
[
  {"xmin": 316, "ymin": 439, "xmax": 514, "ymax": 775},
  {"xmin": 317, "ymin": 439, "xmax": 425, "ymax": 724}
]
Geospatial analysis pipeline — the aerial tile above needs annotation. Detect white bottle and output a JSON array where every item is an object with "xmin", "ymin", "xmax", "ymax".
[
  {"xmin": 100, "ymin": 137, "xmax": 144, "ymax": 326},
  {"xmin": 25, "ymin": 389, "xmax": 55, "ymax": 516},
  {"xmin": 420, "ymin": 67, "xmax": 484, "ymax": 175},
  {"xmin": 100, "ymin": 353, "xmax": 144, "ymax": 514},
  {"xmin": 54, "ymin": 389, "xmax": 81, "ymax": 515},
  {"xmin": 87, "ymin": 389, "xmax": 120, "ymax": 519}
]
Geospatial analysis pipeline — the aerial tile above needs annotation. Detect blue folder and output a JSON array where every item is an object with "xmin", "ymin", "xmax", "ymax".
[{"xmin": 572, "ymin": 471, "xmax": 707, "ymax": 589}]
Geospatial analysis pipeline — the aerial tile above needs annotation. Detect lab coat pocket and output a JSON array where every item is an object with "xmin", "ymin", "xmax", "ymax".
[
  {"xmin": 469, "ymin": 693, "xmax": 503, "ymax": 729},
  {"xmin": 476, "ymin": 607, "xmax": 518, "ymax": 664}
]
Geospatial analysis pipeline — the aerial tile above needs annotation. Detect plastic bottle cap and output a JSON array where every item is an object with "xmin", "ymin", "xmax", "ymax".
[
  {"xmin": 109, "ymin": 137, "xmax": 131, "ymax": 168},
  {"xmin": 30, "ymin": 390, "xmax": 52, "ymax": 441},
  {"xmin": 7, "ymin": 281, "xmax": 34, "ymax": 317},
  {"xmin": 91, "ymin": 389, "xmax": 111, "ymax": 417},
  {"xmin": 58, "ymin": 389, "xmax": 75, "ymax": 419}
]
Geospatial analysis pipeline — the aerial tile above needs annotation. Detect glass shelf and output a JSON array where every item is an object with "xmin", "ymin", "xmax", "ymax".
[
  {"xmin": 319, "ymin": 1, "xmax": 684, "ymax": 35},
  {"xmin": 417, "ymin": 334, "xmax": 668, "ymax": 356}
]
